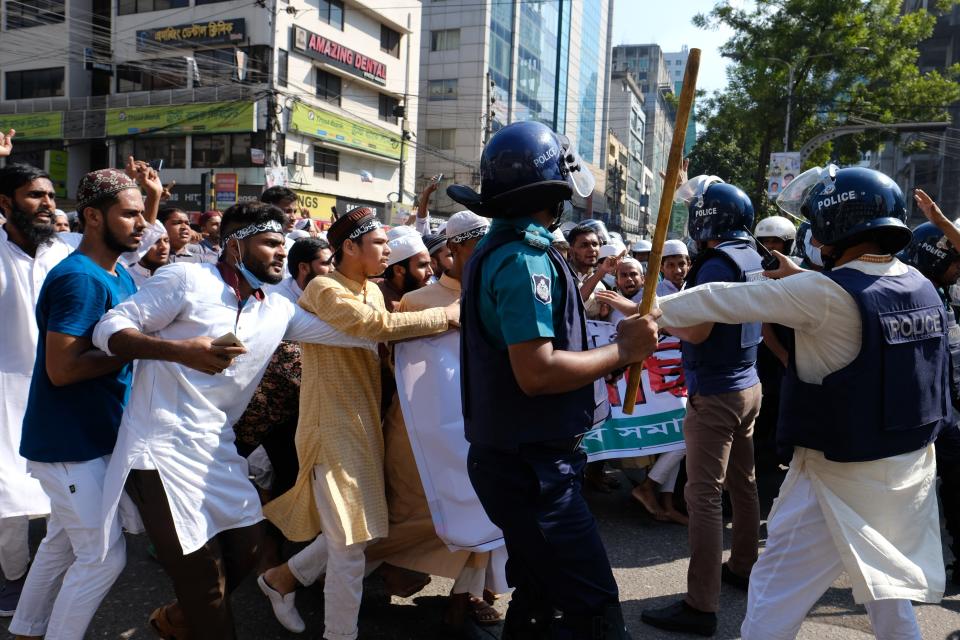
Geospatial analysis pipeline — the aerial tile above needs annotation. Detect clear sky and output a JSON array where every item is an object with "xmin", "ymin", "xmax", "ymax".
[{"xmin": 611, "ymin": 0, "xmax": 739, "ymax": 96}]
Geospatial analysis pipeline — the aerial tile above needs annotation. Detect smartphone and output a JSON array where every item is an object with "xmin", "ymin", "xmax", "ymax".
[
  {"xmin": 432, "ymin": 173, "xmax": 444, "ymax": 185},
  {"xmin": 212, "ymin": 332, "xmax": 244, "ymax": 348},
  {"xmin": 148, "ymin": 159, "xmax": 163, "ymax": 172}
]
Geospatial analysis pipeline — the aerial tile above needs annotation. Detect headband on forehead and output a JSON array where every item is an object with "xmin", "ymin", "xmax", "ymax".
[
  {"xmin": 348, "ymin": 219, "xmax": 381, "ymax": 241},
  {"xmin": 450, "ymin": 225, "xmax": 488, "ymax": 244},
  {"xmin": 226, "ymin": 220, "xmax": 283, "ymax": 241}
]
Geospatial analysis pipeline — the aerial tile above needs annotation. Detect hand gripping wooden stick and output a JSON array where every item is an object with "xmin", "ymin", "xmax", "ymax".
[{"xmin": 622, "ymin": 48, "xmax": 701, "ymax": 415}]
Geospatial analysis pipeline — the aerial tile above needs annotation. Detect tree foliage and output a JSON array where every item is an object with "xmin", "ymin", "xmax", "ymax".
[{"xmin": 687, "ymin": 0, "xmax": 960, "ymax": 213}]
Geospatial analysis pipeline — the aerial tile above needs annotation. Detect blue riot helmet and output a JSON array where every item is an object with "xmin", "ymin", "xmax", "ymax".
[
  {"xmin": 793, "ymin": 221, "xmax": 812, "ymax": 261},
  {"xmin": 447, "ymin": 121, "xmax": 595, "ymax": 220},
  {"xmin": 799, "ymin": 165, "xmax": 911, "ymax": 256},
  {"xmin": 898, "ymin": 222, "xmax": 960, "ymax": 285},
  {"xmin": 681, "ymin": 175, "xmax": 755, "ymax": 246}
]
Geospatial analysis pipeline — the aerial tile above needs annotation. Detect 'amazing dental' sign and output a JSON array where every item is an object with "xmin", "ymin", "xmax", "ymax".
[{"xmin": 292, "ymin": 26, "xmax": 387, "ymax": 86}]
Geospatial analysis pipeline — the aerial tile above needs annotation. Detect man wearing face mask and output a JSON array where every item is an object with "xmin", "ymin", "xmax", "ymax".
[
  {"xmin": 90, "ymin": 202, "xmax": 373, "ymax": 640},
  {"xmin": 898, "ymin": 189, "xmax": 960, "ymax": 587}
]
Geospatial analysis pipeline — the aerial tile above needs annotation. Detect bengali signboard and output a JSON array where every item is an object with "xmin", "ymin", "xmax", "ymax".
[
  {"xmin": 292, "ymin": 26, "xmax": 387, "ymax": 86},
  {"xmin": 582, "ymin": 321, "xmax": 687, "ymax": 461},
  {"xmin": 289, "ymin": 102, "xmax": 401, "ymax": 161},
  {"xmin": 0, "ymin": 112, "xmax": 63, "ymax": 140},
  {"xmin": 137, "ymin": 18, "xmax": 245, "ymax": 51},
  {"xmin": 106, "ymin": 102, "xmax": 256, "ymax": 137}
]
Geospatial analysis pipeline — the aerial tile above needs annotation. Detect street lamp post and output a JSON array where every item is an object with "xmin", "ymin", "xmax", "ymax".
[{"xmin": 726, "ymin": 48, "xmax": 869, "ymax": 152}]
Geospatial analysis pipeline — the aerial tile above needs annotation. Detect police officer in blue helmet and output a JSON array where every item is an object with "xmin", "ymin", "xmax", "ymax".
[
  {"xmin": 448, "ymin": 120, "xmax": 661, "ymax": 639},
  {"xmin": 641, "ymin": 176, "xmax": 765, "ymax": 636},
  {"xmin": 641, "ymin": 165, "xmax": 950, "ymax": 638},
  {"xmin": 898, "ymin": 189, "xmax": 960, "ymax": 585}
]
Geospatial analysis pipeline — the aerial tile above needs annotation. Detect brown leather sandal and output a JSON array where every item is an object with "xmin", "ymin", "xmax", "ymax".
[{"xmin": 148, "ymin": 604, "xmax": 191, "ymax": 640}]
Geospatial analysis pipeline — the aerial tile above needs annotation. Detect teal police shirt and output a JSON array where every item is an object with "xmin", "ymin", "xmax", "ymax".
[{"xmin": 476, "ymin": 217, "xmax": 565, "ymax": 348}]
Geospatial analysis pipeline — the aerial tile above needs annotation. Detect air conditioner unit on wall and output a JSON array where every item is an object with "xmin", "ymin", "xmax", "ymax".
[{"xmin": 293, "ymin": 151, "xmax": 309, "ymax": 166}]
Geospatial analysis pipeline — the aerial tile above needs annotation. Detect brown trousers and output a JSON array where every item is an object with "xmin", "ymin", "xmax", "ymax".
[
  {"xmin": 683, "ymin": 384, "xmax": 762, "ymax": 613},
  {"xmin": 125, "ymin": 470, "xmax": 261, "ymax": 639}
]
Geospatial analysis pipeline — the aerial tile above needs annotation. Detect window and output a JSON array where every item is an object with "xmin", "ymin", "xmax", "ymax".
[
  {"xmin": 116, "ymin": 59, "xmax": 187, "ymax": 92},
  {"xmin": 117, "ymin": 0, "xmax": 188, "ymax": 14},
  {"xmin": 378, "ymin": 94, "xmax": 399, "ymax": 124},
  {"xmin": 426, "ymin": 128, "xmax": 455, "ymax": 150},
  {"xmin": 313, "ymin": 147, "xmax": 339, "ymax": 180},
  {"xmin": 315, "ymin": 69, "xmax": 341, "ymax": 105},
  {"xmin": 5, "ymin": 0, "xmax": 64, "ymax": 29},
  {"xmin": 192, "ymin": 46, "xmax": 270, "ymax": 86},
  {"xmin": 117, "ymin": 137, "xmax": 186, "ymax": 169},
  {"xmin": 428, "ymin": 79, "xmax": 457, "ymax": 101},
  {"xmin": 192, "ymin": 132, "xmax": 266, "ymax": 168},
  {"xmin": 317, "ymin": 0, "xmax": 344, "ymax": 30},
  {"xmin": 278, "ymin": 49, "xmax": 288, "ymax": 88},
  {"xmin": 380, "ymin": 25, "xmax": 401, "ymax": 58},
  {"xmin": 430, "ymin": 29, "xmax": 460, "ymax": 52},
  {"xmin": 5, "ymin": 67, "xmax": 64, "ymax": 100}
]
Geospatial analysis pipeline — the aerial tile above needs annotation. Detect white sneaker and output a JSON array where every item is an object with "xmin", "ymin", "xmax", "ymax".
[{"xmin": 257, "ymin": 574, "xmax": 305, "ymax": 633}]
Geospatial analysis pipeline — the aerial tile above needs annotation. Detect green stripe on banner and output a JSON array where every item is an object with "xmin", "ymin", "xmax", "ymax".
[{"xmin": 582, "ymin": 408, "xmax": 685, "ymax": 460}]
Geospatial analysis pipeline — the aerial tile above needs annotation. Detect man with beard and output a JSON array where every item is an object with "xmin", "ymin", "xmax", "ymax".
[
  {"xmin": 423, "ymin": 233, "xmax": 453, "ymax": 280},
  {"xmin": 52, "ymin": 210, "xmax": 70, "ymax": 233},
  {"xmin": 9, "ymin": 167, "xmax": 162, "ymax": 640},
  {"xmin": 378, "ymin": 229, "xmax": 433, "ymax": 312},
  {"xmin": 159, "ymin": 206, "xmax": 202, "ymax": 263},
  {"xmin": 606, "ymin": 257, "xmax": 645, "ymax": 327},
  {"xmin": 90, "ymin": 203, "xmax": 372, "ymax": 639},
  {"xmin": 126, "ymin": 233, "xmax": 170, "ymax": 288},
  {"xmin": 261, "ymin": 208, "xmax": 458, "ymax": 640}
]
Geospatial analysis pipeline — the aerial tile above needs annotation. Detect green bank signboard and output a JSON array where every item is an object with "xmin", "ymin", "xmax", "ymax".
[
  {"xmin": 289, "ymin": 102, "xmax": 401, "ymax": 161},
  {"xmin": 106, "ymin": 102, "xmax": 256, "ymax": 137},
  {"xmin": 0, "ymin": 112, "xmax": 63, "ymax": 140}
]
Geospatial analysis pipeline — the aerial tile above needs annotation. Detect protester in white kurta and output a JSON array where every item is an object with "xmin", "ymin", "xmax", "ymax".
[
  {"xmin": 93, "ymin": 261, "xmax": 375, "ymax": 557},
  {"xmin": 657, "ymin": 257, "xmax": 942, "ymax": 640}
]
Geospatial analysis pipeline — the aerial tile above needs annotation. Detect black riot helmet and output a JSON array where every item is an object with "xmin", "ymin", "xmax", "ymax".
[
  {"xmin": 447, "ymin": 121, "xmax": 594, "ymax": 221},
  {"xmin": 898, "ymin": 222, "xmax": 960, "ymax": 286},
  {"xmin": 684, "ymin": 177, "xmax": 755, "ymax": 246},
  {"xmin": 800, "ymin": 166, "xmax": 911, "ymax": 255}
]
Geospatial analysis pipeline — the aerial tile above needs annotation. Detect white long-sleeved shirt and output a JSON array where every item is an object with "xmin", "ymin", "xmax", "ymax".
[
  {"xmin": 93, "ymin": 262, "xmax": 375, "ymax": 554},
  {"xmin": 658, "ymin": 257, "xmax": 945, "ymax": 603}
]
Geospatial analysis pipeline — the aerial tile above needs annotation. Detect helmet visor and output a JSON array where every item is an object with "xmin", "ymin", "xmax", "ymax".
[
  {"xmin": 675, "ymin": 175, "xmax": 724, "ymax": 205},
  {"xmin": 557, "ymin": 134, "xmax": 596, "ymax": 198},
  {"xmin": 776, "ymin": 165, "xmax": 839, "ymax": 220}
]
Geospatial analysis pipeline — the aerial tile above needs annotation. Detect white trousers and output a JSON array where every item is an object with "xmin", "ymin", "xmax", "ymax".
[
  {"xmin": 741, "ymin": 471, "xmax": 920, "ymax": 640},
  {"xmin": 0, "ymin": 515, "xmax": 30, "ymax": 580},
  {"xmin": 8, "ymin": 457, "xmax": 126, "ymax": 640},
  {"xmin": 288, "ymin": 465, "xmax": 369, "ymax": 640},
  {"xmin": 451, "ymin": 565, "xmax": 485, "ymax": 596},
  {"xmin": 648, "ymin": 449, "xmax": 684, "ymax": 493}
]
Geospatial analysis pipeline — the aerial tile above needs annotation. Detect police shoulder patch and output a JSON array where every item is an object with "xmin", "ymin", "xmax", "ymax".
[{"xmin": 531, "ymin": 273, "xmax": 552, "ymax": 305}]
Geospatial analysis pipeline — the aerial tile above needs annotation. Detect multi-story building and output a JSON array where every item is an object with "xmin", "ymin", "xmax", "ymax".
[
  {"xmin": 611, "ymin": 44, "xmax": 676, "ymax": 225},
  {"xmin": 416, "ymin": 0, "xmax": 613, "ymax": 220},
  {"xmin": 607, "ymin": 70, "xmax": 648, "ymax": 241},
  {"xmin": 663, "ymin": 45, "xmax": 696, "ymax": 157},
  {"xmin": 0, "ymin": 0, "xmax": 419, "ymax": 223}
]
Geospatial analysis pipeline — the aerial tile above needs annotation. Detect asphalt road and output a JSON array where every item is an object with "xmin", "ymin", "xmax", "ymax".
[{"xmin": 2, "ymin": 468, "xmax": 959, "ymax": 639}]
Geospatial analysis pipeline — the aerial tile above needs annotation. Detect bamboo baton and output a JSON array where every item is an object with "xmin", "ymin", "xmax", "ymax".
[{"xmin": 622, "ymin": 47, "xmax": 701, "ymax": 415}]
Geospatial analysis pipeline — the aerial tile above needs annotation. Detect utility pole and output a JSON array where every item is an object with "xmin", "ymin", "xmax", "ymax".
[
  {"xmin": 484, "ymin": 72, "xmax": 495, "ymax": 143},
  {"xmin": 398, "ymin": 12, "xmax": 412, "ymax": 204}
]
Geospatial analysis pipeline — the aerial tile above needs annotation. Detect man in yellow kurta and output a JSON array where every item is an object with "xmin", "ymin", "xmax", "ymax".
[
  {"xmin": 365, "ymin": 211, "xmax": 502, "ymax": 629},
  {"xmin": 261, "ymin": 207, "xmax": 458, "ymax": 640}
]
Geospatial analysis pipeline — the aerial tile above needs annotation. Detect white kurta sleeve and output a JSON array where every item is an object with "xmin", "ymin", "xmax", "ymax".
[
  {"xmin": 657, "ymin": 271, "xmax": 838, "ymax": 333},
  {"xmin": 93, "ymin": 263, "xmax": 189, "ymax": 355},
  {"xmin": 414, "ymin": 214, "xmax": 430, "ymax": 235},
  {"xmin": 283, "ymin": 303, "xmax": 377, "ymax": 351}
]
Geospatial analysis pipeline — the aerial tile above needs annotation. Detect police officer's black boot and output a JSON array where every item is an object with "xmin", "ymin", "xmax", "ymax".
[
  {"xmin": 500, "ymin": 604, "xmax": 554, "ymax": 640},
  {"xmin": 553, "ymin": 605, "xmax": 633, "ymax": 640}
]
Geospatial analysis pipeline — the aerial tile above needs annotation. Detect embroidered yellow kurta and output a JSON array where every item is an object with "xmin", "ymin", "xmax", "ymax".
[
  {"xmin": 264, "ymin": 271, "xmax": 449, "ymax": 545},
  {"xmin": 366, "ymin": 275, "xmax": 490, "ymax": 580}
]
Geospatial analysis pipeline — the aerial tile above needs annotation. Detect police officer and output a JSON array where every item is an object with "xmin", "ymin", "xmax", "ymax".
[
  {"xmin": 792, "ymin": 221, "xmax": 824, "ymax": 271},
  {"xmin": 448, "ymin": 121, "xmax": 661, "ymax": 639},
  {"xmin": 897, "ymin": 189, "xmax": 960, "ymax": 585},
  {"xmin": 650, "ymin": 166, "xmax": 949, "ymax": 639},
  {"xmin": 641, "ymin": 178, "xmax": 764, "ymax": 636},
  {"xmin": 754, "ymin": 215, "xmax": 796, "ymax": 256}
]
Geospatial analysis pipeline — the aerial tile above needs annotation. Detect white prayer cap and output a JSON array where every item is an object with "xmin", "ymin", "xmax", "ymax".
[
  {"xmin": 386, "ymin": 232, "xmax": 428, "ymax": 267},
  {"xmin": 436, "ymin": 221, "xmax": 448, "ymax": 235},
  {"xmin": 447, "ymin": 210, "xmax": 489, "ymax": 243},
  {"xmin": 632, "ymin": 239, "xmax": 652, "ymax": 253},
  {"xmin": 619, "ymin": 256, "xmax": 645, "ymax": 274},
  {"xmin": 662, "ymin": 239, "xmax": 689, "ymax": 257},
  {"xmin": 288, "ymin": 229, "xmax": 310, "ymax": 240},
  {"xmin": 598, "ymin": 240, "xmax": 626, "ymax": 260},
  {"xmin": 387, "ymin": 225, "xmax": 419, "ymax": 241},
  {"xmin": 551, "ymin": 228, "xmax": 569, "ymax": 245}
]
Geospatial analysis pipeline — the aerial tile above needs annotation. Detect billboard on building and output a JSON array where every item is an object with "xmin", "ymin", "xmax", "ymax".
[{"xmin": 768, "ymin": 152, "xmax": 801, "ymax": 198}]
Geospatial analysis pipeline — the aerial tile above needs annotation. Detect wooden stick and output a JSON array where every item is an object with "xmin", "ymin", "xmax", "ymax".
[{"xmin": 622, "ymin": 48, "xmax": 701, "ymax": 415}]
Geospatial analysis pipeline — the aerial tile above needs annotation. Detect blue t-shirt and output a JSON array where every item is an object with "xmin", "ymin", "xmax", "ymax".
[
  {"xmin": 477, "ymin": 217, "xmax": 564, "ymax": 349},
  {"xmin": 20, "ymin": 252, "xmax": 136, "ymax": 463}
]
